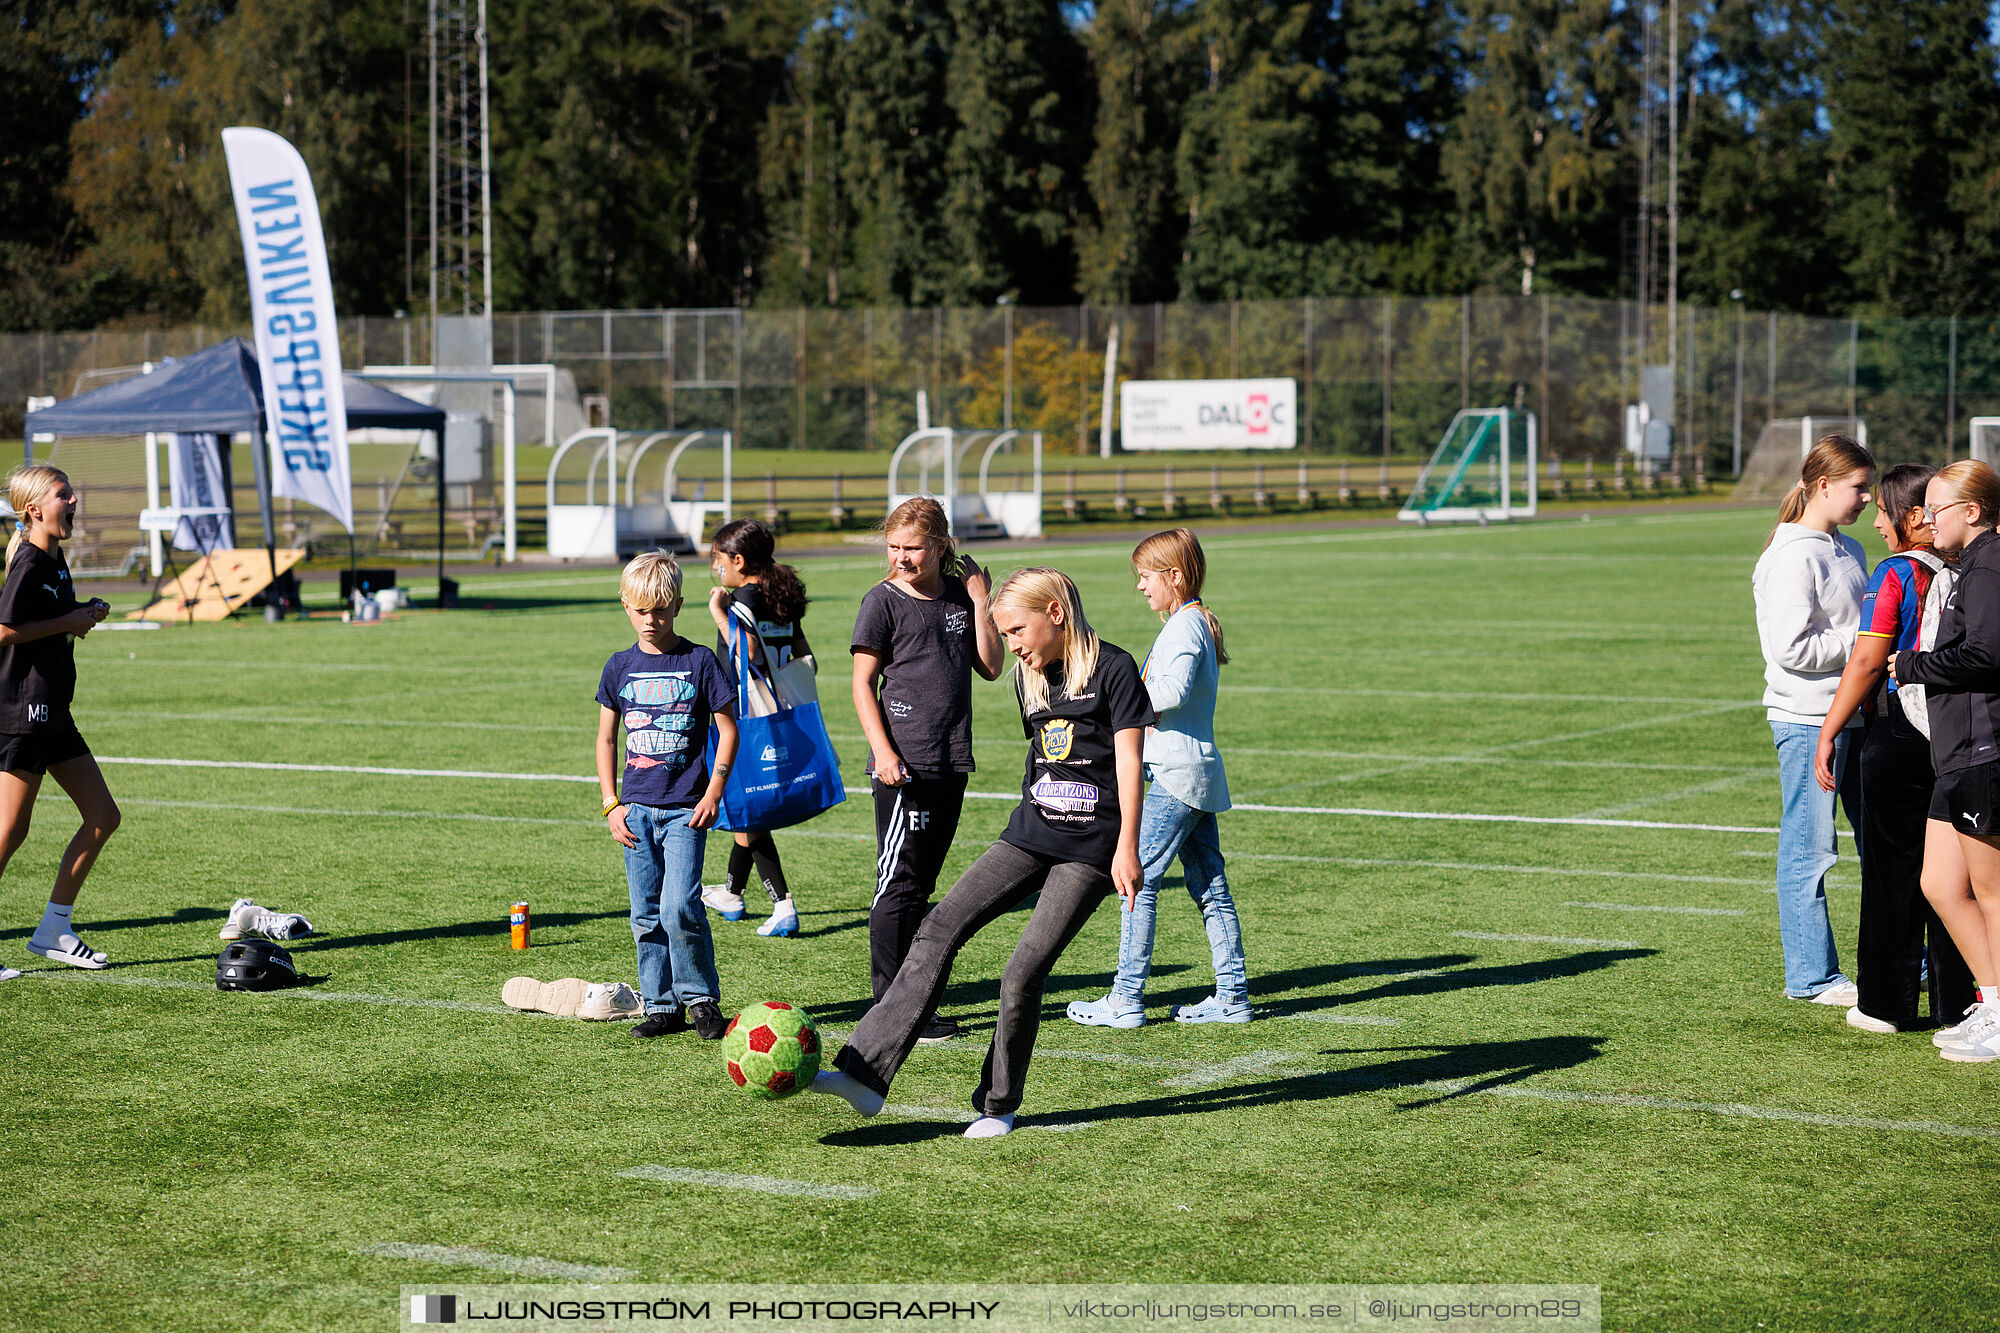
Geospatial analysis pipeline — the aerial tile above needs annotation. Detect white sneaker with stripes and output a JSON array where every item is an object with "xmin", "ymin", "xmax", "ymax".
[{"xmin": 27, "ymin": 932, "xmax": 109, "ymax": 969}]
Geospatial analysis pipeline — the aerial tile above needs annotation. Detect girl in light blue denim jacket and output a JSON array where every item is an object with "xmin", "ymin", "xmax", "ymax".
[{"xmin": 1068, "ymin": 528, "xmax": 1250, "ymax": 1026}]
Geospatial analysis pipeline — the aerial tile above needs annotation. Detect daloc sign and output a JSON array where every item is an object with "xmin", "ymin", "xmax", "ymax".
[{"xmin": 1119, "ymin": 378, "xmax": 1298, "ymax": 451}]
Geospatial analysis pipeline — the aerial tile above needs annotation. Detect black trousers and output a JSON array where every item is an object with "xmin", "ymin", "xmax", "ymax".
[
  {"xmin": 838, "ymin": 840, "xmax": 1114, "ymax": 1115},
  {"xmin": 869, "ymin": 772, "xmax": 969, "ymax": 1001},
  {"xmin": 1858, "ymin": 693, "xmax": 1978, "ymax": 1026}
]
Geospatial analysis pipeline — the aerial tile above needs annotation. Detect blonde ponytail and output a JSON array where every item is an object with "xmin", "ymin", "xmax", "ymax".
[
  {"xmin": 1764, "ymin": 435, "xmax": 1873, "ymax": 551},
  {"xmin": 1133, "ymin": 527, "xmax": 1228, "ymax": 664},
  {"xmin": 6, "ymin": 465, "xmax": 68, "ymax": 567}
]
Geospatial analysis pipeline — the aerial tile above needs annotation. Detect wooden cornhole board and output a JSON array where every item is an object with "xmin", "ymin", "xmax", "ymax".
[{"xmin": 132, "ymin": 548, "xmax": 305, "ymax": 623}]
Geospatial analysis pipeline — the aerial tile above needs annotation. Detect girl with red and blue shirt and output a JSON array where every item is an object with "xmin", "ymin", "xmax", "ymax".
[{"xmin": 1816, "ymin": 463, "xmax": 1976, "ymax": 1033}]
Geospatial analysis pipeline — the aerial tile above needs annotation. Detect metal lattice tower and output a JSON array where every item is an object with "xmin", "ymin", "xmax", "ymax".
[{"xmin": 429, "ymin": 0, "xmax": 492, "ymax": 325}]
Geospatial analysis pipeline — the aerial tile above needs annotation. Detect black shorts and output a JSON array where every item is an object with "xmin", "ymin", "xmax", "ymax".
[
  {"xmin": 1929, "ymin": 760, "xmax": 2000, "ymax": 836},
  {"xmin": 0, "ymin": 724, "xmax": 90, "ymax": 776}
]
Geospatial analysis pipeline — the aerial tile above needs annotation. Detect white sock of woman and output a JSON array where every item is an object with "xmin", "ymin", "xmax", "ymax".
[
  {"xmin": 31, "ymin": 900, "xmax": 72, "ymax": 944},
  {"xmin": 964, "ymin": 1113, "xmax": 1014, "ymax": 1139},
  {"xmin": 808, "ymin": 1068, "xmax": 884, "ymax": 1117}
]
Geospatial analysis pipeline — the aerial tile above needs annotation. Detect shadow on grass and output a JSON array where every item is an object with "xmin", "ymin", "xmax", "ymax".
[
  {"xmin": 0, "ymin": 904, "xmax": 227, "ymax": 941},
  {"xmin": 819, "ymin": 1033, "xmax": 1608, "ymax": 1147},
  {"xmin": 1142, "ymin": 950, "xmax": 1657, "ymax": 1016},
  {"xmin": 803, "ymin": 964, "xmax": 1195, "ymax": 1029},
  {"xmin": 106, "ymin": 909, "xmax": 631, "ymax": 968}
]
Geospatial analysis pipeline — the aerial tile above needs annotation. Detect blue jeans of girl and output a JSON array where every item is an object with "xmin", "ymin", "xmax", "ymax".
[
  {"xmin": 1111, "ymin": 782, "xmax": 1248, "ymax": 1005},
  {"xmin": 622, "ymin": 802, "xmax": 719, "ymax": 1012},
  {"xmin": 1770, "ymin": 721, "xmax": 1861, "ymax": 998}
]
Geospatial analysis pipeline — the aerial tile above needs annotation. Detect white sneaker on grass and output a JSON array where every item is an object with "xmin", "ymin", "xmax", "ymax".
[
  {"xmin": 1935, "ymin": 1003, "xmax": 1991, "ymax": 1048},
  {"xmin": 1067, "ymin": 994, "xmax": 1144, "ymax": 1029},
  {"xmin": 1808, "ymin": 980, "xmax": 1859, "ymax": 1007},
  {"xmin": 577, "ymin": 982, "xmax": 643, "ymax": 1022},
  {"xmin": 502, "ymin": 976, "xmax": 589, "ymax": 1018},
  {"xmin": 1172, "ymin": 994, "xmax": 1253, "ymax": 1024},
  {"xmin": 0, "ymin": 966, "xmax": 21, "ymax": 982},
  {"xmin": 219, "ymin": 899, "xmax": 312, "ymax": 941},
  {"xmin": 1846, "ymin": 1006, "xmax": 1898, "ymax": 1034},
  {"xmin": 1941, "ymin": 1024, "xmax": 2000, "ymax": 1064},
  {"xmin": 701, "ymin": 885, "xmax": 746, "ymax": 921},
  {"xmin": 757, "ymin": 901, "xmax": 799, "ymax": 938},
  {"xmin": 27, "ymin": 932, "xmax": 108, "ymax": 969},
  {"xmin": 218, "ymin": 898, "xmax": 260, "ymax": 940},
  {"xmin": 964, "ymin": 1113, "xmax": 1014, "ymax": 1139}
]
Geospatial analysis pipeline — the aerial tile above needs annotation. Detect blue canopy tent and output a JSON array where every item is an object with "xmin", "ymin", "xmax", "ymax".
[{"xmin": 24, "ymin": 338, "xmax": 446, "ymax": 610}]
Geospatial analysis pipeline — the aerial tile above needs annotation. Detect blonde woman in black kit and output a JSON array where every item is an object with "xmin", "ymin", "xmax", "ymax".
[
  {"xmin": 0, "ymin": 466, "xmax": 116, "ymax": 976},
  {"xmin": 812, "ymin": 568, "xmax": 1151, "ymax": 1137}
]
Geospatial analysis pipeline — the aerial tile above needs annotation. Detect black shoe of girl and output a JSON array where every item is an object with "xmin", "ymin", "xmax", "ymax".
[
  {"xmin": 917, "ymin": 1014, "xmax": 961, "ymax": 1044},
  {"xmin": 631, "ymin": 1009, "xmax": 690, "ymax": 1038},
  {"xmin": 690, "ymin": 1001, "xmax": 728, "ymax": 1040}
]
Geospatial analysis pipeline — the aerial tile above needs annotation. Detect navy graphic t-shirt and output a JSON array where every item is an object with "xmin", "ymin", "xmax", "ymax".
[
  {"xmin": 1001, "ymin": 642, "xmax": 1155, "ymax": 867},
  {"xmin": 596, "ymin": 639, "xmax": 737, "ymax": 808}
]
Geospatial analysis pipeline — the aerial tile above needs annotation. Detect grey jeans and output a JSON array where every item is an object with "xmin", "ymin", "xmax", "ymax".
[{"xmin": 835, "ymin": 839, "xmax": 1114, "ymax": 1115}]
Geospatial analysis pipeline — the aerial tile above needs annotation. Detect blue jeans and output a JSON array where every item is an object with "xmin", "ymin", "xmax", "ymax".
[
  {"xmin": 622, "ymin": 803, "xmax": 718, "ymax": 1012},
  {"xmin": 1771, "ymin": 722, "xmax": 1861, "ymax": 997},
  {"xmin": 1111, "ymin": 783, "xmax": 1248, "ymax": 1005}
]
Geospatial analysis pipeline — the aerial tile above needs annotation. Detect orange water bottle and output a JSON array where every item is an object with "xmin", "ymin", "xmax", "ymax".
[{"xmin": 510, "ymin": 901, "xmax": 531, "ymax": 949}]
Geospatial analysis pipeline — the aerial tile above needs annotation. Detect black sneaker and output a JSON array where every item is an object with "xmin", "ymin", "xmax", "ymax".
[
  {"xmin": 689, "ymin": 1001, "xmax": 728, "ymax": 1040},
  {"xmin": 917, "ymin": 1014, "xmax": 961, "ymax": 1044},
  {"xmin": 631, "ymin": 1009, "xmax": 689, "ymax": 1039}
]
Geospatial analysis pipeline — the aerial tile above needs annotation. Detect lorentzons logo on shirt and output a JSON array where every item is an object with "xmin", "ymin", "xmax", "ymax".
[{"xmin": 1031, "ymin": 775, "xmax": 1099, "ymax": 814}]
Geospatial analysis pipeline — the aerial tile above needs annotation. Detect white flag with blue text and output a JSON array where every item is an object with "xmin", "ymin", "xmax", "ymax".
[{"xmin": 221, "ymin": 126, "xmax": 353, "ymax": 534}]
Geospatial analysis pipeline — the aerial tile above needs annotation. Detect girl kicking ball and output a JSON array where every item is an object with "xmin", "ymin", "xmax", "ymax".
[
  {"xmin": 811, "ymin": 568, "xmax": 1153, "ymax": 1137},
  {"xmin": 1069, "ymin": 527, "xmax": 1249, "ymax": 1027},
  {"xmin": 0, "ymin": 465, "xmax": 117, "ymax": 975}
]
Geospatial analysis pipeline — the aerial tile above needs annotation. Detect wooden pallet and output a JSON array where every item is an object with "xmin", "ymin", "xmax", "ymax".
[{"xmin": 131, "ymin": 548, "xmax": 305, "ymax": 623}]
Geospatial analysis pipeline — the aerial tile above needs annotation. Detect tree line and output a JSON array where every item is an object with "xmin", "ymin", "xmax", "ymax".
[{"xmin": 8, "ymin": 0, "xmax": 2000, "ymax": 333}]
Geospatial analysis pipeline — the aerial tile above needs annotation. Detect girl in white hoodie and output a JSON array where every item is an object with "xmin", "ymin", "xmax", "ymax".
[{"xmin": 1752, "ymin": 434, "xmax": 1875, "ymax": 1005}]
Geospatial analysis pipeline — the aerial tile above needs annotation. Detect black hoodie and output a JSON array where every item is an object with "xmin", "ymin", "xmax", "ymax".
[{"xmin": 1897, "ymin": 528, "xmax": 2000, "ymax": 774}]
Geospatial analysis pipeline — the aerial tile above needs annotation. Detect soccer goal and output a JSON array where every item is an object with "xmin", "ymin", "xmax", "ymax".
[
  {"xmin": 1734, "ymin": 417, "xmax": 1868, "ymax": 503},
  {"xmin": 1399, "ymin": 408, "xmax": 1536, "ymax": 526}
]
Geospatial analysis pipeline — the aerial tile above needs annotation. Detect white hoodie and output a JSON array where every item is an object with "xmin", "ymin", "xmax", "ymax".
[{"xmin": 1751, "ymin": 522, "xmax": 1869, "ymax": 725}]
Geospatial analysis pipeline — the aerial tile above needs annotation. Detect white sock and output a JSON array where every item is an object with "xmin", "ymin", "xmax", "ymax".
[
  {"xmin": 1980, "ymin": 985, "xmax": 1999, "ymax": 1006},
  {"xmin": 964, "ymin": 1113, "xmax": 1015, "ymax": 1139},
  {"xmin": 36, "ymin": 901, "xmax": 72, "ymax": 940},
  {"xmin": 808, "ymin": 1067, "xmax": 884, "ymax": 1117}
]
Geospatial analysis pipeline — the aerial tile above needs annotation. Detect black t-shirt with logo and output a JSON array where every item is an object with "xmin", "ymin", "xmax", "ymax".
[
  {"xmin": 1001, "ymin": 643, "xmax": 1156, "ymax": 868},
  {"xmin": 0, "ymin": 543, "xmax": 77, "ymax": 733},
  {"xmin": 716, "ymin": 582, "xmax": 812, "ymax": 672},
  {"xmin": 850, "ymin": 576, "xmax": 979, "ymax": 777}
]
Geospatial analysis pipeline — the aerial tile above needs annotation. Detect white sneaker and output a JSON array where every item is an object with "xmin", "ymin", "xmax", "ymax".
[
  {"xmin": 701, "ymin": 885, "xmax": 746, "ymax": 921},
  {"xmin": 1941, "ymin": 1022, "xmax": 2000, "ymax": 1063},
  {"xmin": 244, "ymin": 908, "xmax": 312, "ymax": 940},
  {"xmin": 0, "ymin": 966, "xmax": 21, "ymax": 982},
  {"xmin": 502, "ymin": 976, "xmax": 589, "ymax": 1017},
  {"xmin": 218, "ymin": 897, "xmax": 260, "ymax": 940},
  {"xmin": 1809, "ymin": 980, "xmax": 1859, "ymax": 1007},
  {"xmin": 964, "ymin": 1112, "xmax": 1015, "ymax": 1139},
  {"xmin": 27, "ymin": 932, "xmax": 108, "ymax": 969},
  {"xmin": 1935, "ymin": 1003, "xmax": 1991, "ymax": 1048},
  {"xmin": 1846, "ymin": 1006, "xmax": 1898, "ymax": 1034},
  {"xmin": 757, "ymin": 901, "xmax": 799, "ymax": 938},
  {"xmin": 577, "ymin": 981, "xmax": 643, "ymax": 1022}
]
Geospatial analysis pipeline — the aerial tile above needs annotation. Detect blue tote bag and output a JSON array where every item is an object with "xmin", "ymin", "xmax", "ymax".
[{"xmin": 707, "ymin": 617, "xmax": 846, "ymax": 832}]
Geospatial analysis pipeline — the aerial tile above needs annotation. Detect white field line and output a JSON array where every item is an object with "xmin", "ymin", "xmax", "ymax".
[
  {"xmin": 1227, "ymin": 686, "xmax": 1752, "ymax": 707},
  {"xmin": 1241, "ymin": 701, "xmax": 1758, "ymax": 799},
  {"xmin": 1277, "ymin": 1012, "xmax": 1404, "ymax": 1027},
  {"xmin": 356, "ymin": 1243, "xmax": 633, "ymax": 1282},
  {"xmin": 1453, "ymin": 931, "xmax": 1646, "ymax": 949},
  {"xmin": 617, "ymin": 1166, "xmax": 875, "ymax": 1200},
  {"xmin": 1569, "ymin": 770, "xmax": 1770, "ymax": 820},
  {"xmin": 1416, "ymin": 1079, "xmax": 2000, "ymax": 1142},
  {"xmin": 1159, "ymin": 1051, "xmax": 1307, "ymax": 1088},
  {"xmin": 91, "ymin": 755, "xmax": 1804, "ymax": 835},
  {"xmin": 81, "ymin": 708, "xmax": 580, "ymax": 735},
  {"xmin": 880, "ymin": 1103, "xmax": 1094, "ymax": 1132},
  {"xmin": 32, "ymin": 971, "xmax": 1995, "ymax": 1141},
  {"xmin": 1563, "ymin": 901, "xmax": 1748, "ymax": 917},
  {"xmin": 26, "ymin": 972, "xmax": 515, "ymax": 1013},
  {"xmin": 1233, "ymin": 853, "xmax": 1768, "ymax": 887}
]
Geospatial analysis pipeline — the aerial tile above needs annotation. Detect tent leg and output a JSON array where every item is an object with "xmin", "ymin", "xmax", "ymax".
[{"xmin": 250, "ymin": 421, "xmax": 282, "ymax": 622}]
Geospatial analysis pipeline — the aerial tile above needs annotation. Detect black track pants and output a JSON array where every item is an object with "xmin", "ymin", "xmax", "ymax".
[{"xmin": 869, "ymin": 773, "xmax": 969, "ymax": 1001}]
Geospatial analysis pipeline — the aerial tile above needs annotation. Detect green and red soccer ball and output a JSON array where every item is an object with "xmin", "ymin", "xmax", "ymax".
[{"xmin": 723, "ymin": 1001, "xmax": 821, "ymax": 1099}]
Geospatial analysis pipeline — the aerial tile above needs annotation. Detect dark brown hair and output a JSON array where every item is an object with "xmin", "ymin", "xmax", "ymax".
[
  {"xmin": 711, "ymin": 518, "xmax": 806, "ymax": 623},
  {"xmin": 1876, "ymin": 464, "xmax": 1937, "ymax": 548}
]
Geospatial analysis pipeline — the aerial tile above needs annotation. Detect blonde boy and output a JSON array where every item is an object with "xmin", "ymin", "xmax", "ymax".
[{"xmin": 595, "ymin": 552, "xmax": 740, "ymax": 1039}]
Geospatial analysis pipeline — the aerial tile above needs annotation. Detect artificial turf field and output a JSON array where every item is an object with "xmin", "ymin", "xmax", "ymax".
[{"xmin": 5, "ymin": 506, "xmax": 1997, "ymax": 1333}]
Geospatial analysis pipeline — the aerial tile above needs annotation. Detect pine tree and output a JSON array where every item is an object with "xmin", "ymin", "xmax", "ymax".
[{"xmin": 1075, "ymin": 0, "xmax": 1194, "ymax": 305}]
